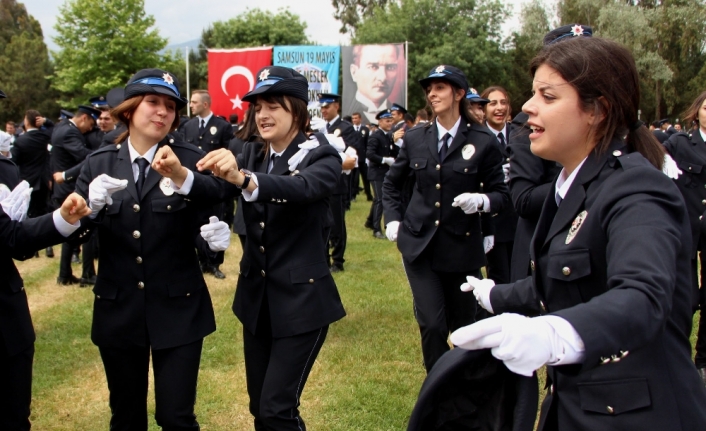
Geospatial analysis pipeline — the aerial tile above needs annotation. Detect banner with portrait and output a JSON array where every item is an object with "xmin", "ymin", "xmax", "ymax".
[
  {"xmin": 342, "ymin": 43, "xmax": 407, "ymax": 125},
  {"xmin": 273, "ymin": 46, "xmax": 340, "ymax": 118}
]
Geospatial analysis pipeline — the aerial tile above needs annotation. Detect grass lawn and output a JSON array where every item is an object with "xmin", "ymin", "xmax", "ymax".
[{"xmin": 16, "ymin": 195, "xmax": 703, "ymax": 430}]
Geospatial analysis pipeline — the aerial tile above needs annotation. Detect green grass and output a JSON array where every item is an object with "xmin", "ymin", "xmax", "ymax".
[{"xmin": 16, "ymin": 196, "xmax": 704, "ymax": 430}]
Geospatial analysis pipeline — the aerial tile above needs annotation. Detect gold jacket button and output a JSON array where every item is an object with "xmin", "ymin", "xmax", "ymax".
[
  {"xmin": 137, "ymin": 281, "xmax": 144, "ymax": 289},
  {"xmin": 466, "ymin": 232, "xmax": 470, "ymax": 236},
  {"xmin": 539, "ymin": 300, "xmax": 547, "ymax": 313},
  {"xmin": 186, "ymin": 293, "xmax": 191, "ymax": 297},
  {"xmin": 259, "ymin": 246, "xmax": 265, "ymax": 253},
  {"xmin": 702, "ymin": 199, "xmax": 706, "ymax": 205},
  {"xmin": 436, "ymin": 184, "xmax": 441, "ymax": 190},
  {"xmin": 530, "ymin": 260, "xmax": 535, "ymax": 270},
  {"xmin": 414, "ymin": 163, "xmax": 418, "ymax": 167},
  {"xmin": 96, "ymin": 295, "xmax": 101, "ymax": 299},
  {"xmin": 260, "ymin": 222, "xmax": 265, "ymax": 229},
  {"xmin": 434, "ymin": 220, "xmax": 439, "ymax": 226},
  {"xmin": 606, "ymin": 406, "xmax": 615, "ymax": 414},
  {"xmin": 550, "ymin": 384, "xmax": 554, "ymax": 395},
  {"xmin": 436, "ymin": 164, "xmax": 440, "ymax": 170},
  {"xmin": 136, "ymin": 256, "xmax": 142, "ymax": 264},
  {"xmin": 464, "ymin": 168, "xmax": 468, "ymax": 172},
  {"xmin": 167, "ymin": 205, "xmax": 172, "ymax": 210},
  {"xmin": 612, "ymin": 150, "xmax": 622, "ymax": 157},
  {"xmin": 116, "ymin": 144, "xmax": 122, "ymax": 149},
  {"xmin": 309, "ymin": 279, "xmax": 314, "ymax": 284},
  {"xmin": 435, "ymin": 202, "xmax": 440, "ymax": 208},
  {"xmin": 133, "ymin": 230, "xmax": 141, "ymax": 239},
  {"xmin": 133, "ymin": 204, "xmax": 140, "ymax": 212},
  {"xmin": 261, "ymin": 270, "xmax": 266, "ymax": 277},
  {"xmin": 562, "ymin": 266, "xmax": 571, "ymax": 276}
]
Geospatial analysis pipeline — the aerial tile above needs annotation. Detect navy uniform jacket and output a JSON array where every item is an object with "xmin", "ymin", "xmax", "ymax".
[
  {"xmin": 382, "ymin": 121, "xmax": 509, "ymax": 272},
  {"xmin": 489, "ymin": 122, "xmax": 520, "ymax": 243},
  {"xmin": 0, "ymin": 156, "xmax": 20, "ymax": 190},
  {"xmin": 0, "ymin": 208, "xmax": 66, "ymax": 356},
  {"xmin": 366, "ymin": 128, "xmax": 396, "ymax": 181},
  {"xmin": 663, "ymin": 131, "xmax": 706, "ymax": 257},
  {"xmin": 489, "ymin": 141, "xmax": 706, "ymax": 430},
  {"xmin": 74, "ymin": 136, "xmax": 230, "ymax": 350},
  {"xmin": 354, "ymin": 124, "xmax": 369, "ymax": 156},
  {"xmin": 84, "ymin": 128, "xmax": 104, "ymax": 150},
  {"xmin": 233, "ymin": 132, "xmax": 346, "ymax": 337},
  {"xmin": 228, "ymin": 136, "xmax": 247, "ymax": 236},
  {"xmin": 182, "ymin": 115, "xmax": 232, "ymax": 153},
  {"xmin": 11, "ymin": 129, "xmax": 51, "ymax": 191},
  {"xmin": 507, "ymin": 117, "xmax": 562, "ymax": 281},
  {"xmin": 50, "ymin": 121, "xmax": 91, "ymax": 200},
  {"xmin": 327, "ymin": 117, "xmax": 359, "ymax": 194}
]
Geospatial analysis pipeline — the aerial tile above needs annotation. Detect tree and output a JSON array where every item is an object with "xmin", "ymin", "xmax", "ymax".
[
  {"xmin": 0, "ymin": 0, "xmax": 56, "ymax": 125},
  {"xmin": 330, "ymin": 0, "xmax": 389, "ymax": 34},
  {"xmin": 352, "ymin": 0, "xmax": 510, "ymax": 114},
  {"xmin": 51, "ymin": 0, "xmax": 167, "ymax": 107},
  {"xmin": 190, "ymin": 8, "xmax": 310, "ymax": 91}
]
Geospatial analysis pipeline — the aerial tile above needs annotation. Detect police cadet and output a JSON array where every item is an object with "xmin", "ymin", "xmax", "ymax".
[
  {"xmin": 0, "ymin": 88, "xmax": 93, "ymax": 431},
  {"xmin": 319, "ymin": 93, "xmax": 358, "ymax": 272},
  {"xmin": 465, "ymin": 88, "xmax": 489, "ymax": 123},
  {"xmin": 85, "ymin": 96, "xmax": 109, "ymax": 150},
  {"xmin": 50, "ymin": 104, "xmax": 101, "ymax": 285},
  {"xmin": 664, "ymin": 91, "xmax": 706, "ymax": 384},
  {"xmin": 73, "ymin": 69, "xmax": 231, "ymax": 431},
  {"xmin": 350, "ymin": 112, "xmax": 372, "ymax": 201},
  {"xmin": 382, "ymin": 65, "xmax": 509, "ymax": 372},
  {"xmin": 366, "ymin": 109, "xmax": 397, "ymax": 239},
  {"xmin": 453, "ymin": 33, "xmax": 706, "ymax": 431},
  {"xmin": 182, "ymin": 89, "xmax": 233, "ymax": 279},
  {"xmin": 390, "ymin": 102, "xmax": 408, "ymax": 148},
  {"xmin": 194, "ymin": 66, "xmax": 345, "ymax": 430}
]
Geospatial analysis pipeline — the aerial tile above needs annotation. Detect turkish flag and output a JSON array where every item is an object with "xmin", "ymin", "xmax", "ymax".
[{"xmin": 207, "ymin": 47, "xmax": 273, "ymax": 119}]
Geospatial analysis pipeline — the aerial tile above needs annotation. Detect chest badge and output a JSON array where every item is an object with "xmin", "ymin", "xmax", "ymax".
[
  {"xmin": 566, "ymin": 210, "xmax": 587, "ymax": 244},
  {"xmin": 210, "ymin": 126, "xmax": 217, "ymax": 135},
  {"xmin": 462, "ymin": 144, "xmax": 475, "ymax": 160},
  {"xmin": 159, "ymin": 177, "xmax": 175, "ymax": 196}
]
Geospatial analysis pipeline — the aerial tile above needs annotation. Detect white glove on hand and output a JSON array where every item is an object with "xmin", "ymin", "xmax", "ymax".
[
  {"xmin": 201, "ymin": 216, "xmax": 231, "ymax": 251},
  {"xmin": 0, "ymin": 180, "xmax": 32, "ymax": 222},
  {"xmin": 325, "ymin": 134, "xmax": 346, "ymax": 152},
  {"xmin": 386, "ymin": 221, "xmax": 400, "ymax": 242},
  {"xmin": 88, "ymin": 174, "xmax": 128, "ymax": 212},
  {"xmin": 310, "ymin": 116, "xmax": 327, "ymax": 132},
  {"xmin": 502, "ymin": 163, "xmax": 511, "ymax": 184},
  {"xmin": 382, "ymin": 157, "xmax": 395, "ymax": 166},
  {"xmin": 450, "ymin": 313, "xmax": 562, "ymax": 376},
  {"xmin": 663, "ymin": 154, "xmax": 682, "ymax": 179},
  {"xmin": 483, "ymin": 235, "xmax": 495, "ymax": 254},
  {"xmin": 460, "ymin": 275, "xmax": 495, "ymax": 313},
  {"xmin": 452, "ymin": 193, "xmax": 484, "ymax": 214},
  {"xmin": 0, "ymin": 183, "xmax": 10, "ymax": 202}
]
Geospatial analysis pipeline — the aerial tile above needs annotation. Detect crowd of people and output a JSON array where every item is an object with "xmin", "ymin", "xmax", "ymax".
[{"xmin": 2, "ymin": 22, "xmax": 706, "ymax": 431}]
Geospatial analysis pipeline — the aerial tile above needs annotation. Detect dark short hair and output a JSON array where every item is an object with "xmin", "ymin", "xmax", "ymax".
[
  {"xmin": 351, "ymin": 112, "xmax": 362, "ymax": 118},
  {"xmin": 25, "ymin": 110, "xmax": 41, "ymax": 128},
  {"xmin": 229, "ymin": 114, "xmax": 239, "ymax": 124},
  {"xmin": 416, "ymin": 109, "xmax": 428, "ymax": 121}
]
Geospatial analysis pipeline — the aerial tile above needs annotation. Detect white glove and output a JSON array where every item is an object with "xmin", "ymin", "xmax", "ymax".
[
  {"xmin": 0, "ymin": 180, "xmax": 32, "ymax": 222},
  {"xmin": 460, "ymin": 275, "xmax": 495, "ymax": 313},
  {"xmin": 382, "ymin": 157, "xmax": 395, "ymax": 166},
  {"xmin": 386, "ymin": 221, "xmax": 400, "ymax": 242},
  {"xmin": 200, "ymin": 216, "xmax": 231, "ymax": 251},
  {"xmin": 325, "ymin": 133, "xmax": 346, "ymax": 152},
  {"xmin": 662, "ymin": 154, "xmax": 682, "ymax": 179},
  {"xmin": 310, "ymin": 116, "xmax": 327, "ymax": 132},
  {"xmin": 88, "ymin": 174, "xmax": 128, "ymax": 212},
  {"xmin": 452, "ymin": 193, "xmax": 485, "ymax": 214},
  {"xmin": 502, "ymin": 163, "xmax": 511, "ymax": 184},
  {"xmin": 483, "ymin": 235, "xmax": 494, "ymax": 253},
  {"xmin": 450, "ymin": 313, "xmax": 562, "ymax": 376},
  {"xmin": 0, "ymin": 183, "xmax": 10, "ymax": 201}
]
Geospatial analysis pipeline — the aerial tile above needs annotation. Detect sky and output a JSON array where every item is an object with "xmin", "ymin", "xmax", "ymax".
[{"xmin": 21, "ymin": 0, "xmax": 530, "ymax": 52}]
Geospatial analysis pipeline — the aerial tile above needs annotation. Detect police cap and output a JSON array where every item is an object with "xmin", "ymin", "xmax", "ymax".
[
  {"xmin": 77, "ymin": 105, "xmax": 101, "ymax": 121},
  {"xmin": 466, "ymin": 88, "xmax": 489, "ymax": 104},
  {"xmin": 419, "ymin": 65, "xmax": 469, "ymax": 93},
  {"xmin": 376, "ymin": 109, "xmax": 393, "ymax": 120},
  {"xmin": 390, "ymin": 103, "xmax": 407, "ymax": 114},
  {"xmin": 243, "ymin": 66, "xmax": 309, "ymax": 104},
  {"xmin": 124, "ymin": 69, "xmax": 187, "ymax": 110},
  {"xmin": 543, "ymin": 24, "xmax": 593, "ymax": 46},
  {"xmin": 318, "ymin": 93, "xmax": 341, "ymax": 107},
  {"xmin": 89, "ymin": 96, "xmax": 107, "ymax": 108}
]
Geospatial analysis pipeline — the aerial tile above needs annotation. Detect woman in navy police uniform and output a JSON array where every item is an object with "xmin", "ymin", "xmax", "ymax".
[
  {"xmin": 452, "ymin": 31, "xmax": 706, "ymax": 430},
  {"xmin": 74, "ymin": 69, "xmax": 232, "ymax": 431},
  {"xmin": 194, "ymin": 66, "xmax": 346, "ymax": 431},
  {"xmin": 381, "ymin": 65, "xmax": 509, "ymax": 372}
]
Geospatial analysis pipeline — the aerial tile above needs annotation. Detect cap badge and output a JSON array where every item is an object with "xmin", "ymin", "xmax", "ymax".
[
  {"xmin": 462, "ymin": 144, "xmax": 475, "ymax": 160},
  {"xmin": 162, "ymin": 73, "xmax": 174, "ymax": 85},
  {"xmin": 435, "ymin": 65, "xmax": 446, "ymax": 73},
  {"xmin": 259, "ymin": 69, "xmax": 270, "ymax": 81},
  {"xmin": 566, "ymin": 210, "xmax": 587, "ymax": 244},
  {"xmin": 571, "ymin": 25, "xmax": 585, "ymax": 36},
  {"xmin": 470, "ymin": 88, "xmax": 478, "ymax": 95}
]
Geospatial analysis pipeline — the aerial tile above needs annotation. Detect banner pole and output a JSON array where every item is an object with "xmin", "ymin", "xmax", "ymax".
[
  {"xmin": 186, "ymin": 46, "xmax": 191, "ymax": 117},
  {"xmin": 405, "ymin": 40, "xmax": 408, "ymax": 109}
]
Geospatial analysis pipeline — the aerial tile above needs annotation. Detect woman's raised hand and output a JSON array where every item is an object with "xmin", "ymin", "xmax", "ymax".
[
  {"xmin": 197, "ymin": 149, "xmax": 242, "ymax": 185},
  {"xmin": 153, "ymin": 145, "xmax": 188, "ymax": 186}
]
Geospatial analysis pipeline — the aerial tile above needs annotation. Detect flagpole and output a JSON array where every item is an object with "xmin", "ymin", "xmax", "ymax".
[
  {"xmin": 186, "ymin": 46, "xmax": 191, "ymax": 117},
  {"xmin": 405, "ymin": 40, "xmax": 408, "ymax": 109}
]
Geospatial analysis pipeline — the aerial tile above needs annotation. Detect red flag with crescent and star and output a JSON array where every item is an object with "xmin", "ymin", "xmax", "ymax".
[{"xmin": 207, "ymin": 47, "xmax": 273, "ymax": 118}]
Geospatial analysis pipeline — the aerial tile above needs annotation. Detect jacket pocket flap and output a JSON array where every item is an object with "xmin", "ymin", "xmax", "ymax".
[
  {"xmin": 404, "ymin": 214, "xmax": 424, "ymax": 235},
  {"xmin": 547, "ymin": 249, "xmax": 591, "ymax": 281},
  {"xmin": 9, "ymin": 277, "xmax": 24, "ymax": 293},
  {"xmin": 151, "ymin": 196, "xmax": 187, "ymax": 213},
  {"xmin": 93, "ymin": 279, "xmax": 119, "ymax": 300},
  {"xmin": 168, "ymin": 275, "xmax": 205, "ymax": 297},
  {"xmin": 578, "ymin": 378, "xmax": 651, "ymax": 415},
  {"xmin": 106, "ymin": 199, "xmax": 122, "ymax": 215},
  {"xmin": 409, "ymin": 158, "xmax": 427, "ymax": 170},
  {"xmin": 452, "ymin": 161, "xmax": 478, "ymax": 174},
  {"xmin": 678, "ymin": 161, "xmax": 702, "ymax": 174},
  {"xmin": 239, "ymin": 260, "xmax": 250, "ymax": 277},
  {"xmin": 290, "ymin": 262, "xmax": 330, "ymax": 284}
]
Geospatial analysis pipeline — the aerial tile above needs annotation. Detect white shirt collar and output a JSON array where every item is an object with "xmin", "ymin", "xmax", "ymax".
[
  {"xmin": 355, "ymin": 91, "xmax": 389, "ymax": 112},
  {"xmin": 437, "ymin": 116, "xmax": 462, "ymax": 146},
  {"xmin": 127, "ymin": 137, "xmax": 159, "ymax": 163},
  {"xmin": 269, "ymin": 143, "xmax": 286, "ymax": 157},
  {"xmin": 555, "ymin": 157, "xmax": 588, "ymax": 204},
  {"xmin": 198, "ymin": 112, "xmax": 213, "ymax": 126},
  {"xmin": 327, "ymin": 115, "xmax": 340, "ymax": 126},
  {"xmin": 699, "ymin": 128, "xmax": 706, "ymax": 143},
  {"xmin": 486, "ymin": 122, "xmax": 507, "ymax": 139}
]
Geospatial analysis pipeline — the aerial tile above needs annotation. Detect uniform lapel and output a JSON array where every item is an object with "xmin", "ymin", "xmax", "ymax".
[
  {"xmin": 446, "ymin": 121, "xmax": 470, "ymax": 159},
  {"xmin": 426, "ymin": 123, "xmax": 440, "ymax": 162},
  {"xmin": 139, "ymin": 138, "xmax": 170, "ymax": 200},
  {"xmin": 115, "ymin": 141, "xmax": 139, "ymax": 203},
  {"xmin": 271, "ymin": 132, "xmax": 307, "ymax": 175}
]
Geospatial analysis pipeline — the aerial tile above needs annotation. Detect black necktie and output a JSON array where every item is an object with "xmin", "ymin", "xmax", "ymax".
[
  {"xmin": 136, "ymin": 158, "xmax": 149, "ymax": 196},
  {"xmin": 497, "ymin": 132, "xmax": 506, "ymax": 148},
  {"xmin": 268, "ymin": 153, "xmax": 279, "ymax": 173},
  {"xmin": 439, "ymin": 133, "xmax": 451, "ymax": 161},
  {"xmin": 326, "ymin": 123, "xmax": 331, "ymax": 133},
  {"xmin": 199, "ymin": 119, "xmax": 205, "ymax": 134}
]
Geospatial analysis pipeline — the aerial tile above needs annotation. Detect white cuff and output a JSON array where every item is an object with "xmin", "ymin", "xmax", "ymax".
[
  {"xmin": 481, "ymin": 194, "xmax": 491, "ymax": 213},
  {"xmin": 478, "ymin": 283, "xmax": 494, "ymax": 313},
  {"xmin": 242, "ymin": 173, "xmax": 259, "ymax": 202},
  {"xmin": 62, "ymin": 172, "xmax": 66, "ymax": 181},
  {"xmin": 395, "ymin": 138, "xmax": 403, "ymax": 148},
  {"xmin": 52, "ymin": 209, "xmax": 81, "ymax": 237},
  {"xmin": 172, "ymin": 170, "xmax": 194, "ymax": 195},
  {"xmin": 541, "ymin": 315, "xmax": 586, "ymax": 365}
]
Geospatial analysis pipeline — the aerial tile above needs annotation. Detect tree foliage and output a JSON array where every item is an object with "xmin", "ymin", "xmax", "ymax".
[
  {"xmin": 0, "ymin": 0, "xmax": 56, "ymax": 125},
  {"xmin": 352, "ymin": 0, "xmax": 510, "ymax": 114},
  {"xmin": 331, "ymin": 0, "xmax": 389, "ymax": 34},
  {"xmin": 51, "ymin": 0, "xmax": 167, "ymax": 107}
]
